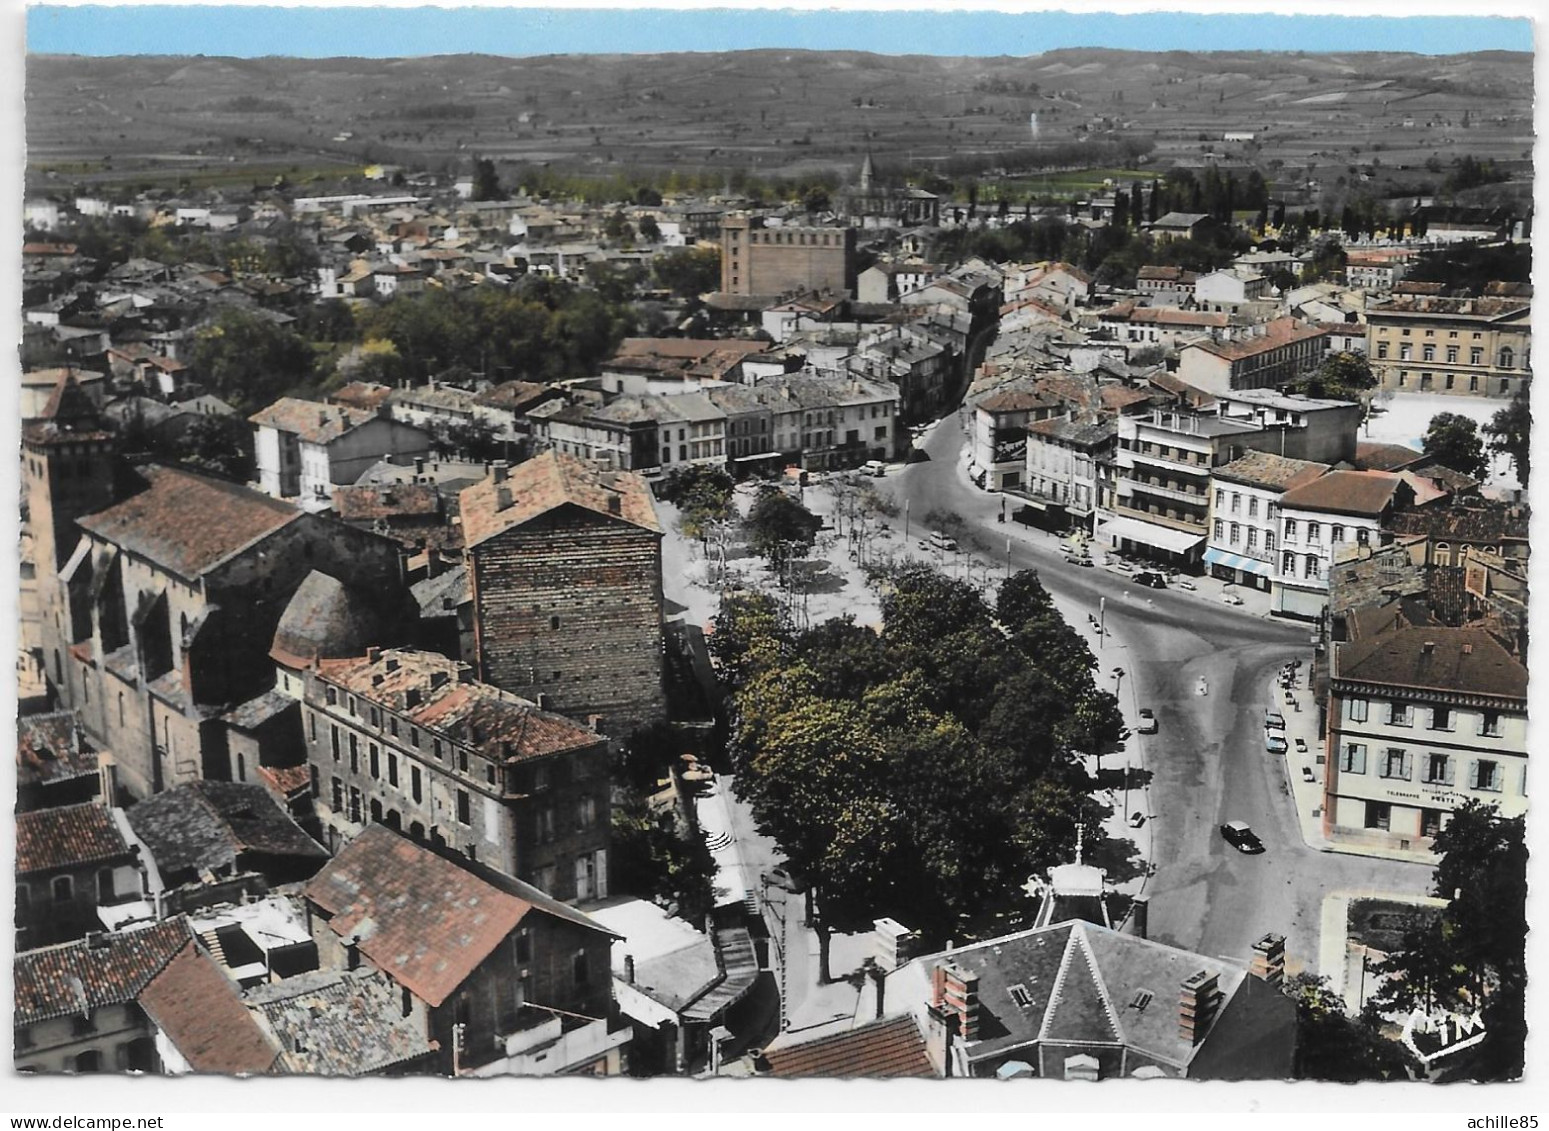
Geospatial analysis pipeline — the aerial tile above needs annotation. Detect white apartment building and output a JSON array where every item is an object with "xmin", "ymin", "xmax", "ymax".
[
  {"xmin": 1273, "ymin": 470, "xmax": 1412, "ymax": 619},
  {"xmin": 1325, "ymin": 623, "xmax": 1527, "ymax": 850},
  {"xmin": 1204, "ymin": 451, "xmax": 1330, "ymax": 592}
]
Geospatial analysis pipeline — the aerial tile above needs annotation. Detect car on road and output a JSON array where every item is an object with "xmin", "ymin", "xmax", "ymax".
[
  {"xmin": 1220, "ymin": 820, "xmax": 1265, "ymax": 854},
  {"xmin": 1176, "ymin": 579, "xmax": 1197, "ymax": 591},
  {"xmin": 1264, "ymin": 709, "xmax": 1285, "ymax": 730},
  {"xmin": 1135, "ymin": 572, "xmax": 1167, "ymax": 589},
  {"xmin": 1136, "ymin": 707, "xmax": 1158, "ymax": 734},
  {"xmin": 1220, "ymin": 592, "xmax": 1244, "ymax": 606},
  {"xmin": 922, "ymin": 531, "xmax": 958, "ymax": 553},
  {"xmin": 861, "ymin": 460, "xmax": 887, "ymax": 477},
  {"xmin": 1301, "ymin": 766, "xmax": 1316, "ymax": 783},
  {"xmin": 1265, "ymin": 733, "xmax": 1288, "ymax": 755},
  {"xmin": 765, "ymin": 865, "xmax": 804, "ymax": 893}
]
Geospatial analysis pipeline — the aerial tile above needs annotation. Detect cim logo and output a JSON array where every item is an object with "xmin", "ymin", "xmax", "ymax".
[{"xmin": 1401, "ymin": 1007, "xmax": 1487, "ymax": 1065}]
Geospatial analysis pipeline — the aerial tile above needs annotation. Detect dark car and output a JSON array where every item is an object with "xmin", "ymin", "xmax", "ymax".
[
  {"xmin": 1135, "ymin": 572, "xmax": 1167, "ymax": 589},
  {"xmin": 1220, "ymin": 820, "xmax": 1265, "ymax": 854}
]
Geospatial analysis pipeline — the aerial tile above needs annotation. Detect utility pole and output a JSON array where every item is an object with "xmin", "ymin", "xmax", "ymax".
[
  {"xmin": 1099, "ymin": 596, "xmax": 1106, "ymax": 650},
  {"xmin": 904, "ymin": 499, "xmax": 910, "ymax": 541},
  {"xmin": 1005, "ymin": 537, "xmax": 1012, "ymax": 580}
]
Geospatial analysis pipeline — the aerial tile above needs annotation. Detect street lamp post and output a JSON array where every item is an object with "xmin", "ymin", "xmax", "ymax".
[
  {"xmin": 904, "ymin": 499, "xmax": 910, "ymax": 542},
  {"xmin": 1099, "ymin": 596, "xmax": 1106, "ymax": 651}
]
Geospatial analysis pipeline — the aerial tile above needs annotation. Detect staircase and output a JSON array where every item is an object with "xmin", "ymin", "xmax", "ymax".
[{"xmin": 198, "ymin": 929, "xmax": 228, "ymax": 967}]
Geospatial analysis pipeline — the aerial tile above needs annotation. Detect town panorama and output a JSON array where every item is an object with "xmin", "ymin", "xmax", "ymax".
[{"xmin": 16, "ymin": 39, "xmax": 1532, "ymax": 1083}]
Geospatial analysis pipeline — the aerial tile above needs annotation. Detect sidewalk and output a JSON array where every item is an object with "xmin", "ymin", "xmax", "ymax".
[{"xmin": 1268, "ymin": 667, "xmax": 1435, "ymax": 867}]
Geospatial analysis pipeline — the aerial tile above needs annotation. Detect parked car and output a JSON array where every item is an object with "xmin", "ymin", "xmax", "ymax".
[
  {"xmin": 1294, "ymin": 737, "xmax": 1308, "ymax": 755},
  {"xmin": 1136, "ymin": 707, "xmax": 1158, "ymax": 734},
  {"xmin": 1176, "ymin": 579, "xmax": 1197, "ymax": 591},
  {"xmin": 1265, "ymin": 733, "xmax": 1288, "ymax": 755},
  {"xmin": 861, "ymin": 460, "xmax": 887, "ymax": 478},
  {"xmin": 1220, "ymin": 592, "xmax": 1244, "ymax": 606},
  {"xmin": 1301, "ymin": 766, "xmax": 1316, "ymax": 783},
  {"xmin": 923, "ymin": 531, "xmax": 958, "ymax": 553},
  {"xmin": 1220, "ymin": 820, "xmax": 1265, "ymax": 854},
  {"xmin": 1264, "ymin": 709, "xmax": 1285, "ymax": 730},
  {"xmin": 1135, "ymin": 572, "xmax": 1167, "ymax": 589}
]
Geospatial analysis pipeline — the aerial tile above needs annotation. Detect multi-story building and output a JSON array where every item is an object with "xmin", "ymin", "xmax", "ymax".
[
  {"xmin": 1176, "ymin": 317, "xmax": 1330, "ymax": 395},
  {"xmin": 1344, "ymin": 248, "xmax": 1416, "ymax": 292},
  {"xmin": 1101, "ymin": 410, "xmax": 1268, "ymax": 571},
  {"xmin": 1212, "ymin": 389, "xmax": 1361, "ymax": 466},
  {"xmin": 460, "ymin": 453, "xmax": 665, "ymax": 738},
  {"xmin": 1324, "ymin": 621, "xmax": 1527, "ymax": 850},
  {"xmin": 1193, "ymin": 268, "xmax": 1271, "ymax": 310},
  {"xmin": 63, "ymin": 466, "xmax": 405, "ymax": 800},
  {"xmin": 301, "ymin": 647, "xmax": 612, "ymax": 900},
  {"xmin": 1023, "ymin": 415, "xmax": 1115, "ymax": 532},
  {"xmin": 304, "ymin": 824, "xmax": 628, "ymax": 1076},
  {"xmin": 249, "ymin": 398, "xmax": 431, "ymax": 505},
  {"xmin": 971, "ymin": 390, "xmax": 1061, "ymax": 492},
  {"xmin": 16, "ymin": 803, "xmax": 143, "ymax": 949},
  {"xmin": 719, "ymin": 214, "xmax": 857, "ymax": 297},
  {"xmin": 772, "ymin": 370, "xmax": 903, "ymax": 470},
  {"xmin": 850, "ymin": 327, "xmax": 951, "ymax": 424},
  {"xmin": 1204, "ymin": 451, "xmax": 1331, "ymax": 592},
  {"xmin": 1273, "ymin": 470, "xmax": 1413, "ymax": 620},
  {"xmin": 1366, "ymin": 295, "xmax": 1531, "ymax": 398},
  {"xmin": 706, "ymin": 382, "xmax": 784, "ymax": 474}
]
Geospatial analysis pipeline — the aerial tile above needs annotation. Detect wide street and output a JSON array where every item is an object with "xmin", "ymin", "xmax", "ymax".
[{"xmin": 885, "ymin": 414, "xmax": 1432, "ymax": 972}]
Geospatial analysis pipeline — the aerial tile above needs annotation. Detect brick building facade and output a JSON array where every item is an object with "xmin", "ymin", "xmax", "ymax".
[
  {"xmin": 720, "ymin": 214, "xmax": 857, "ymax": 297},
  {"xmin": 460, "ymin": 453, "xmax": 665, "ymax": 738}
]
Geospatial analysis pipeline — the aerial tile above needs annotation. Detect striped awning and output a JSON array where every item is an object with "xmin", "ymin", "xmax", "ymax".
[{"xmin": 1204, "ymin": 547, "xmax": 1275, "ymax": 577}]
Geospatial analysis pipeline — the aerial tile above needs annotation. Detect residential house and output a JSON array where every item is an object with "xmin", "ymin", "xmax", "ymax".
[
  {"xmin": 1366, "ymin": 295, "xmax": 1531, "ymax": 398},
  {"xmin": 1324, "ymin": 621, "xmax": 1527, "ymax": 850},
  {"xmin": 303, "ymin": 824, "xmax": 629, "ymax": 1076},
  {"xmin": 1274, "ymin": 471, "xmax": 1413, "ymax": 619},
  {"xmin": 1344, "ymin": 248, "xmax": 1416, "ymax": 292},
  {"xmin": 13, "ymin": 917, "xmax": 191, "ymax": 1074},
  {"xmin": 1023, "ymin": 415, "xmax": 1117, "ymax": 533},
  {"xmin": 1193, "ymin": 268, "xmax": 1271, "ymax": 310},
  {"xmin": 706, "ymin": 382, "xmax": 784, "ymax": 475},
  {"xmin": 371, "ymin": 263, "xmax": 426, "ymax": 298},
  {"xmin": 856, "ymin": 261, "xmax": 940, "ymax": 304},
  {"xmin": 1146, "ymin": 212, "xmax": 1211, "ymax": 242},
  {"xmin": 1176, "ymin": 318, "xmax": 1330, "ymax": 394},
  {"xmin": 851, "ymin": 327, "xmax": 952, "ymax": 424},
  {"xmin": 971, "ymin": 390, "xmax": 1061, "ymax": 492},
  {"xmin": 137, "ymin": 940, "xmax": 281, "ymax": 1075},
  {"xmin": 1097, "ymin": 303, "xmax": 1229, "ymax": 352},
  {"xmin": 460, "ymin": 453, "xmax": 666, "ymax": 738},
  {"xmin": 250, "ymin": 397, "xmax": 432, "ymax": 505},
  {"xmin": 1135, "ymin": 265, "xmax": 1200, "ymax": 304},
  {"xmin": 242, "ymin": 968, "xmax": 437, "ymax": 1075},
  {"xmin": 17, "ymin": 803, "xmax": 143, "ymax": 948},
  {"xmin": 299, "ymin": 646, "xmax": 612, "ymax": 900},
  {"xmin": 1204, "ymin": 451, "xmax": 1331, "ymax": 592},
  {"xmin": 18, "ymin": 712, "xmax": 103, "ymax": 813},
  {"xmin": 833, "ymin": 922, "xmax": 1296, "ymax": 1079},
  {"xmin": 600, "ymin": 338, "xmax": 773, "ymax": 395},
  {"xmin": 769, "ymin": 370, "xmax": 902, "ymax": 470}
]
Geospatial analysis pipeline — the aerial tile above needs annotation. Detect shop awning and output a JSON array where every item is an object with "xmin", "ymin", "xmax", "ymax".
[
  {"xmin": 1204, "ymin": 547, "xmax": 1275, "ymax": 577},
  {"xmin": 1097, "ymin": 516, "xmax": 1205, "ymax": 555}
]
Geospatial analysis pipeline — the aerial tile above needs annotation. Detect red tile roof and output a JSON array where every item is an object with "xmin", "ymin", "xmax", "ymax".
[
  {"xmin": 17, "ymin": 712, "xmax": 99, "ymax": 790},
  {"xmin": 249, "ymin": 397, "xmax": 380, "ymax": 445},
  {"xmin": 304, "ymin": 826, "xmax": 535, "ymax": 1007},
  {"xmin": 16, "ymin": 803, "xmax": 133, "ymax": 876},
  {"xmin": 1279, "ymin": 469, "xmax": 1406, "ymax": 518},
  {"xmin": 459, "ymin": 451, "xmax": 661, "ymax": 547},
  {"xmin": 765, "ymin": 1015, "xmax": 936, "ymax": 1078},
  {"xmin": 328, "ymin": 381, "xmax": 395, "ymax": 411},
  {"xmin": 14, "ymin": 919, "xmax": 192, "ymax": 1027},
  {"xmin": 978, "ymin": 390, "xmax": 1058, "ymax": 414},
  {"xmin": 138, "ymin": 943, "xmax": 280, "ymax": 1075},
  {"xmin": 78, "ymin": 465, "xmax": 301, "ymax": 581},
  {"xmin": 1188, "ymin": 318, "xmax": 1329, "ymax": 362}
]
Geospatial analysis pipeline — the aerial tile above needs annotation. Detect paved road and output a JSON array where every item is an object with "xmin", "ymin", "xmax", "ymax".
[{"xmin": 888, "ymin": 416, "xmax": 1432, "ymax": 971}]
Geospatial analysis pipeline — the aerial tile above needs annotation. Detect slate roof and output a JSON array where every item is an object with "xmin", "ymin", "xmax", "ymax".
[
  {"xmin": 765, "ymin": 1015, "xmax": 935, "ymax": 1078},
  {"xmin": 16, "ymin": 803, "xmax": 134, "ymax": 876},
  {"xmin": 978, "ymin": 390, "xmax": 1059, "ymax": 414},
  {"xmin": 315, "ymin": 648, "xmax": 604, "ymax": 764},
  {"xmin": 1213, "ymin": 450, "xmax": 1332, "ymax": 492},
  {"xmin": 78, "ymin": 465, "xmax": 301, "ymax": 582},
  {"xmin": 221, "ymin": 689, "xmax": 297, "ymax": 732},
  {"xmin": 1279, "ymin": 469, "xmax": 1406, "ymax": 518},
  {"xmin": 903, "ymin": 920, "xmax": 1284, "ymax": 1073},
  {"xmin": 1387, "ymin": 504, "xmax": 1529, "ymax": 544},
  {"xmin": 245, "ymin": 969, "xmax": 435, "ymax": 1075},
  {"xmin": 17, "ymin": 712, "xmax": 99, "ymax": 791},
  {"xmin": 1335, "ymin": 625, "xmax": 1527, "ymax": 702},
  {"xmin": 126, "ymin": 781, "xmax": 328, "ymax": 878},
  {"xmin": 14, "ymin": 918, "xmax": 192, "ymax": 1027},
  {"xmin": 475, "ymin": 380, "xmax": 561, "ymax": 415},
  {"xmin": 248, "ymin": 397, "xmax": 379, "ymax": 445},
  {"xmin": 138, "ymin": 942, "xmax": 280, "ymax": 1075},
  {"xmin": 1027, "ymin": 415, "xmax": 1115, "ymax": 448},
  {"xmin": 305, "ymin": 825, "xmax": 613, "ymax": 1007},
  {"xmin": 459, "ymin": 451, "xmax": 661, "ymax": 546}
]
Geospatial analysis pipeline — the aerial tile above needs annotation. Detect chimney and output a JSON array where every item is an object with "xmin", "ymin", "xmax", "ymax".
[
  {"xmin": 1461, "ymin": 642, "xmax": 1474, "ymax": 655},
  {"xmin": 415, "ymin": 456, "xmax": 426, "ymax": 474},
  {"xmin": 496, "ymin": 485, "xmax": 514, "ymax": 511},
  {"xmin": 1178, "ymin": 970, "xmax": 1223, "ymax": 1045},
  {"xmin": 624, "ymin": 954, "xmax": 636, "ymax": 984},
  {"xmin": 1127, "ymin": 893, "xmax": 1149, "ymax": 940},
  {"xmin": 607, "ymin": 492, "xmax": 622, "ymax": 516},
  {"xmin": 1249, "ymin": 933, "xmax": 1286, "ymax": 986},
  {"xmin": 863, "ymin": 958, "xmax": 887, "ymax": 1020},
  {"xmin": 931, "ymin": 961, "xmax": 980, "ymax": 1041},
  {"xmin": 319, "ymin": 410, "xmax": 328, "ymax": 426},
  {"xmin": 492, "ymin": 460, "xmax": 509, "ymax": 483},
  {"xmin": 429, "ymin": 670, "xmax": 449, "ymax": 691}
]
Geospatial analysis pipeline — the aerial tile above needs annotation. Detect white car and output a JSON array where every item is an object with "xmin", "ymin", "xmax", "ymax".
[
  {"xmin": 1136, "ymin": 707, "xmax": 1158, "ymax": 734},
  {"xmin": 1177, "ymin": 579, "xmax": 1197, "ymax": 591},
  {"xmin": 1220, "ymin": 592, "xmax": 1244, "ymax": 606}
]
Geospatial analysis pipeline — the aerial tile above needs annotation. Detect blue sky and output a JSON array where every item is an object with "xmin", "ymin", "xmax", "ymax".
[{"xmin": 26, "ymin": 7, "xmax": 1535, "ymax": 58}]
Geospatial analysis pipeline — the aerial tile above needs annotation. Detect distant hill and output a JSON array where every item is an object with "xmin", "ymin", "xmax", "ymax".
[{"xmin": 25, "ymin": 47, "xmax": 1534, "ymax": 192}]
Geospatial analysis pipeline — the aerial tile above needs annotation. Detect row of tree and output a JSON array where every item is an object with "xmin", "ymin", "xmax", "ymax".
[{"xmin": 713, "ymin": 567, "xmax": 1128, "ymax": 978}]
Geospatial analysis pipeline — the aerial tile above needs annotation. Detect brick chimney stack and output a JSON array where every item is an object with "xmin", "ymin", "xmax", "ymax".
[
  {"xmin": 1178, "ymin": 970, "xmax": 1223, "ymax": 1045},
  {"xmin": 930, "ymin": 960, "xmax": 980, "ymax": 1040},
  {"xmin": 1249, "ymin": 933, "xmax": 1286, "ymax": 986}
]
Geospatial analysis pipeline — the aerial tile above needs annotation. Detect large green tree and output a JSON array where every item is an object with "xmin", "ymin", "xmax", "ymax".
[
  {"xmin": 1485, "ymin": 384, "xmax": 1530, "ymax": 486},
  {"xmin": 652, "ymin": 246, "xmax": 721, "ymax": 298},
  {"xmin": 1367, "ymin": 802, "xmax": 1526, "ymax": 1080},
  {"xmin": 1421, "ymin": 413, "xmax": 1489, "ymax": 480},
  {"xmin": 744, "ymin": 488, "xmax": 822, "ymax": 568},
  {"xmin": 190, "ymin": 308, "xmax": 316, "ymax": 412},
  {"xmin": 1293, "ymin": 351, "xmax": 1377, "ymax": 403}
]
